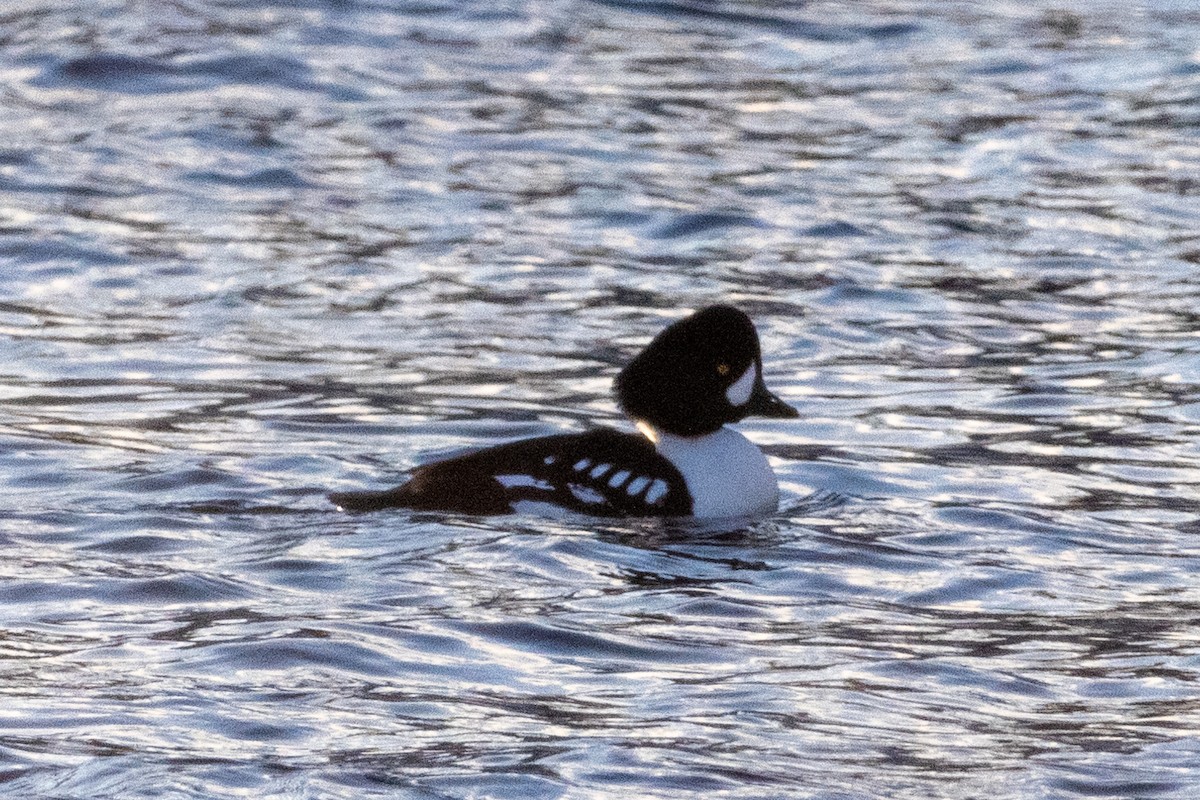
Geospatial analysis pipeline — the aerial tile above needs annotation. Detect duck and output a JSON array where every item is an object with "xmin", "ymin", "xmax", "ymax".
[{"xmin": 330, "ymin": 305, "xmax": 797, "ymax": 517}]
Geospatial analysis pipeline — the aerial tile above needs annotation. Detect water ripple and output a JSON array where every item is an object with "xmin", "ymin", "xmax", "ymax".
[{"xmin": 1, "ymin": 1, "xmax": 1198, "ymax": 798}]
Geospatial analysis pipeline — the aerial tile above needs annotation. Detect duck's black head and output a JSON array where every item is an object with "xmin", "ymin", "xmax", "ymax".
[{"xmin": 615, "ymin": 305, "xmax": 799, "ymax": 437}]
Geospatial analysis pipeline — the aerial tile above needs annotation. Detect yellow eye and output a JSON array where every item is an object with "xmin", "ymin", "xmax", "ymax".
[{"xmin": 716, "ymin": 362, "xmax": 730, "ymax": 376}]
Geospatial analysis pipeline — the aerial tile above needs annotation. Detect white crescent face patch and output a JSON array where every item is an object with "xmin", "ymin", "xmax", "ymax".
[{"xmin": 725, "ymin": 363, "xmax": 757, "ymax": 407}]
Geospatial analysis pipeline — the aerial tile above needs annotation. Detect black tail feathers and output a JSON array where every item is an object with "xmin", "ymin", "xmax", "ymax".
[
  {"xmin": 328, "ymin": 484, "xmax": 417, "ymax": 512},
  {"xmin": 328, "ymin": 464, "xmax": 513, "ymax": 514}
]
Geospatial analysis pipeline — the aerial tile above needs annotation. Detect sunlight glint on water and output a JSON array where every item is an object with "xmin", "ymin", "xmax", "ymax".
[{"xmin": 0, "ymin": 1, "xmax": 1198, "ymax": 798}]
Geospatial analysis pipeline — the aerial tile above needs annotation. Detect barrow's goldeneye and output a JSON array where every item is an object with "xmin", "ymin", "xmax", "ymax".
[{"xmin": 330, "ymin": 305, "xmax": 798, "ymax": 517}]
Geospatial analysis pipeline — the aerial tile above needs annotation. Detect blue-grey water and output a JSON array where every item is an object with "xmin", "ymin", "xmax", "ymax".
[{"xmin": 2, "ymin": 1, "xmax": 1199, "ymax": 797}]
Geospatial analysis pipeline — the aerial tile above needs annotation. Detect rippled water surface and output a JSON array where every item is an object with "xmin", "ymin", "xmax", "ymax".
[{"xmin": 2, "ymin": 1, "xmax": 1200, "ymax": 797}]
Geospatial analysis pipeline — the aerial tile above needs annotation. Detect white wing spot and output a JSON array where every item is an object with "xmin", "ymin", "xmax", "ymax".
[
  {"xmin": 568, "ymin": 483, "xmax": 606, "ymax": 505},
  {"xmin": 495, "ymin": 474, "xmax": 553, "ymax": 491},
  {"xmin": 544, "ymin": 455, "xmax": 557, "ymax": 466},
  {"xmin": 725, "ymin": 363, "xmax": 757, "ymax": 407},
  {"xmin": 645, "ymin": 479, "xmax": 669, "ymax": 504},
  {"xmin": 573, "ymin": 458, "xmax": 592, "ymax": 472},
  {"xmin": 625, "ymin": 476, "xmax": 651, "ymax": 496},
  {"xmin": 589, "ymin": 463, "xmax": 611, "ymax": 479},
  {"xmin": 607, "ymin": 469, "xmax": 631, "ymax": 488}
]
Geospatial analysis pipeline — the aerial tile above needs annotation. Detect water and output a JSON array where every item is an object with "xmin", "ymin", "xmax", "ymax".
[{"xmin": 1, "ymin": 0, "xmax": 1199, "ymax": 797}]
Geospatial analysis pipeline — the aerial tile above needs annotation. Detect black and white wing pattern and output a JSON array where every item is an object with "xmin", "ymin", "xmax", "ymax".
[{"xmin": 330, "ymin": 428, "xmax": 693, "ymax": 517}]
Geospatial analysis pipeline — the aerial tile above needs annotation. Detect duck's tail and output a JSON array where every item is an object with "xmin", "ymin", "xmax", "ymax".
[
  {"xmin": 328, "ymin": 484, "xmax": 418, "ymax": 512},
  {"xmin": 329, "ymin": 464, "xmax": 513, "ymax": 514}
]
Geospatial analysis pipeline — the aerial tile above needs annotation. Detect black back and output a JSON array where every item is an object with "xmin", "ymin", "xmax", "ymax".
[{"xmin": 329, "ymin": 428, "xmax": 693, "ymax": 517}]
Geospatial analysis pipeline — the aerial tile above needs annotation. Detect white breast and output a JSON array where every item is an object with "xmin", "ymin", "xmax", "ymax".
[{"xmin": 652, "ymin": 426, "xmax": 779, "ymax": 518}]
